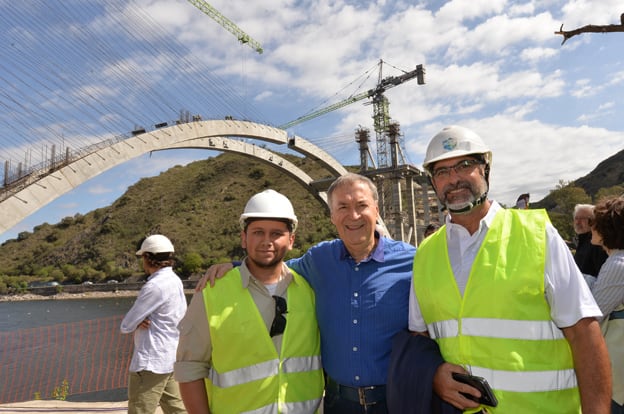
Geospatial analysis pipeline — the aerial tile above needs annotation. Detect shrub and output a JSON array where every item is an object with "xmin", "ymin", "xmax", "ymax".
[{"xmin": 51, "ymin": 379, "xmax": 70, "ymax": 400}]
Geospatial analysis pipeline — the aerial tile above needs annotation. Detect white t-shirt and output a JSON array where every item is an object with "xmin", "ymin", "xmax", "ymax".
[{"xmin": 408, "ymin": 201, "xmax": 602, "ymax": 332}]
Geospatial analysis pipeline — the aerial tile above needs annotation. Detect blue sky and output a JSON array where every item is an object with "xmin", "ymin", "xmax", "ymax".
[{"xmin": 1, "ymin": 0, "xmax": 624, "ymax": 243}]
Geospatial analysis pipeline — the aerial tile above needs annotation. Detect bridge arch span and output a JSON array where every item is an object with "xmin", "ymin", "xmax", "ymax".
[{"xmin": 1, "ymin": 120, "xmax": 348, "ymax": 235}]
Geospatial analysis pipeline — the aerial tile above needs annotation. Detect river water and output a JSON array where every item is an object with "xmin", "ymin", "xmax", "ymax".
[
  {"xmin": 0, "ymin": 297, "xmax": 136, "ymax": 332},
  {"xmin": 0, "ymin": 297, "xmax": 137, "ymax": 402}
]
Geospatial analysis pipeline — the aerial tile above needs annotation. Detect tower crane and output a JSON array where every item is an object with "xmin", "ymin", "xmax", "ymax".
[
  {"xmin": 281, "ymin": 60, "xmax": 427, "ymax": 244},
  {"xmin": 186, "ymin": 0, "xmax": 263, "ymax": 54},
  {"xmin": 279, "ymin": 60, "xmax": 425, "ymax": 168}
]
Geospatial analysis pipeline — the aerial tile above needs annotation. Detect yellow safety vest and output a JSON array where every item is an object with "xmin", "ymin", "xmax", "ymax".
[
  {"xmin": 203, "ymin": 268, "xmax": 323, "ymax": 414},
  {"xmin": 413, "ymin": 209, "xmax": 580, "ymax": 413}
]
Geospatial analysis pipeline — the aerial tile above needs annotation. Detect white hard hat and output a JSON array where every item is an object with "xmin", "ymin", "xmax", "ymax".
[
  {"xmin": 422, "ymin": 125, "xmax": 492, "ymax": 173},
  {"xmin": 239, "ymin": 189, "xmax": 298, "ymax": 231},
  {"xmin": 136, "ymin": 234, "xmax": 175, "ymax": 256}
]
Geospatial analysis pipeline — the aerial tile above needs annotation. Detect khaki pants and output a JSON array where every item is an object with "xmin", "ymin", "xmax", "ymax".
[{"xmin": 128, "ymin": 370, "xmax": 187, "ymax": 414}]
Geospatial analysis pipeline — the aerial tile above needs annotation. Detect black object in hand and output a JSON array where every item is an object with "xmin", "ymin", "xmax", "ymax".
[{"xmin": 452, "ymin": 372, "xmax": 498, "ymax": 407}]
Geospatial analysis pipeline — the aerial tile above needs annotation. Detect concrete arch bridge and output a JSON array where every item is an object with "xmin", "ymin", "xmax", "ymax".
[
  {"xmin": 0, "ymin": 120, "xmax": 348, "ymax": 236},
  {"xmin": 1, "ymin": 120, "xmax": 441, "ymax": 243}
]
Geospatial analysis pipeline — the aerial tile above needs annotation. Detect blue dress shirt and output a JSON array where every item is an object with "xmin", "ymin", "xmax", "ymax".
[{"xmin": 288, "ymin": 235, "xmax": 415, "ymax": 387}]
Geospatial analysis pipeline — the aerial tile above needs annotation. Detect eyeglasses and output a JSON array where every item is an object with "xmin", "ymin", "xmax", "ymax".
[
  {"xmin": 432, "ymin": 159, "xmax": 484, "ymax": 180},
  {"xmin": 270, "ymin": 295, "xmax": 288, "ymax": 337}
]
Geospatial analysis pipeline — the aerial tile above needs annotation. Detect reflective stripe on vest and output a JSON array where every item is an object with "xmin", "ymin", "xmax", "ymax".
[
  {"xmin": 203, "ymin": 268, "xmax": 323, "ymax": 414},
  {"xmin": 209, "ymin": 355, "xmax": 322, "ymax": 388},
  {"xmin": 413, "ymin": 208, "xmax": 581, "ymax": 413},
  {"xmin": 243, "ymin": 399, "xmax": 321, "ymax": 414},
  {"xmin": 428, "ymin": 318, "xmax": 565, "ymax": 341},
  {"xmin": 469, "ymin": 367, "xmax": 576, "ymax": 393}
]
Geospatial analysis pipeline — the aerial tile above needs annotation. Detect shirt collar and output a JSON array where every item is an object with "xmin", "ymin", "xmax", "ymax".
[
  {"xmin": 239, "ymin": 259, "xmax": 295, "ymax": 287},
  {"xmin": 147, "ymin": 266, "xmax": 170, "ymax": 281},
  {"xmin": 339, "ymin": 231, "xmax": 385, "ymax": 263}
]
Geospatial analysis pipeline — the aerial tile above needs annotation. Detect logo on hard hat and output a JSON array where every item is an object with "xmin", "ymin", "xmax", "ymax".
[{"xmin": 442, "ymin": 137, "xmax": 457, "ymax": 151}]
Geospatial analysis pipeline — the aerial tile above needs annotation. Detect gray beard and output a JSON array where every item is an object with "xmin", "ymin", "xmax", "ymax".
[{"xmin": 440, "ymin": 180, "xmax": 488, "ymax": 214}]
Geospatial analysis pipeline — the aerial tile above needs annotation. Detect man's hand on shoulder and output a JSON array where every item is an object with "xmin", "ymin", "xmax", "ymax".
[{"xmin": 195, "ymin": 263, "xmax": 234, "ymax": 291}]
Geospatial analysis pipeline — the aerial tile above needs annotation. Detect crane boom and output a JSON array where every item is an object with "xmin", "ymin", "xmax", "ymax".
[
  {"xmin": 186, "ymin": 0, "xmax": 263, "ymax": 54},
  {"xmin": 279, "ymin": 64, "xmax": 424, "ymax": 130},
  {"xmin": 279, "ymin": 91, "xmax": 369, "ymax": 130}
]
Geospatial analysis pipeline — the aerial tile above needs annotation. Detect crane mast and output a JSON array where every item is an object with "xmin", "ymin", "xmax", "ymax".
[{"xmin": 186, "ymin": 0, "xmax": 263, "ymax": 54}]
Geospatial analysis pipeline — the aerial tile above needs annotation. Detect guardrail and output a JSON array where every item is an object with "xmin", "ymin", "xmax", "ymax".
[{"xmin": 26, "ymin": 280, "xmax": 197, "ymax": 296}]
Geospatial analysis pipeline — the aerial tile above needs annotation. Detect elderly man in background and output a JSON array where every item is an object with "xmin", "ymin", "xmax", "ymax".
[{"xmin": 573, "ymin": 203, "xmax": 608, "ymax": 277}]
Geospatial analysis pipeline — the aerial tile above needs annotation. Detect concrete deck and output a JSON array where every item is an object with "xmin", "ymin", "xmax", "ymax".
[{"xmin": 0, "ymin": 400, "xmax": 163, "ymax": 413}]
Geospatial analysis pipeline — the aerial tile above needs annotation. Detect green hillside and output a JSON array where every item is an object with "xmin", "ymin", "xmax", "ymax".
[
  {"xmin": 533, "ymin": 148, "xmax": 624, "ymax": 242},
  {"xmin": 0, "ymin": 153, "xmax": 338, "ymax": 292}
]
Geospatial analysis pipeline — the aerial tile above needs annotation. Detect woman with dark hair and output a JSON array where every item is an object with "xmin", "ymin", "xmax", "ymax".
[{"xmin": 588, "ymin": 195, "xmax": 624, "ymax": 414}]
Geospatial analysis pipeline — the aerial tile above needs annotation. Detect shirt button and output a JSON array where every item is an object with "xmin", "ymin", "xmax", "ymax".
[
  {"xmin": 353, "ymin": 346, "xmax": 358, "ymax": 352},
  {"xmin": 353, "ymin": 319, "xmax": 358, "ymax": 324},
  {"xmin": 354, "ymin": 267, "xmax": 359, "ymax": 271},
  {"xmin": 355, "ymin": 375, "xmax": 360, "ymax": 381},
  {"xmin": 353, "ymin": 292, "xmax": 359, "ymax": 297}
]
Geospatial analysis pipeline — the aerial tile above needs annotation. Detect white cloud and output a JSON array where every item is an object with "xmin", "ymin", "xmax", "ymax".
[
  {"xmin": 470, "ymin": 118, "xmax": 624, "ymax": 205},
  {"xmin": 560, "ymin": 0, "xmax": 624, "ymax": 26},
  {"xmin": 87, "ymin": 184, "xmax": 112, "ymax": 195},
  {"xmin": 436, "ymin": 0, "xmax": 507, "ymax": 22},
  {"xmin": 59, "ymin": 202, "xmax": 79, "ymax": 210},
  {"xmin": 520, "ymin": 46, "xmax": 558, "ymax": 62},
  {"xmin": 571, "ymin": 78, "xmax": 597, "ymax": 98}
]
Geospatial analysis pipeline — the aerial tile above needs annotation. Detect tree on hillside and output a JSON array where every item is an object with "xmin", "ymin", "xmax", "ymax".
[
  {"xmin": 545, "ymin": 181, "xmax": 591, "ymax": 242},
  {"xmin": 595, "ymin": 185, "xmax": 624, "ymax": 202},
  {"xmin": 179, "ymin": 252, "xmax": 203, "ymax": 278}
]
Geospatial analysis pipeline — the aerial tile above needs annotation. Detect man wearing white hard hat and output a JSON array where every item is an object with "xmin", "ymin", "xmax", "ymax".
[
  {"xmin": 174, "ymin": 190, "xmax": 323, "ymax": 414},
  {"xmin": 408, "ymin": 126, "xmax": 611, "ymax": 412},
  {"xmin": 121, "ymin": 234, "xmax": 187, "ymax": 414}
]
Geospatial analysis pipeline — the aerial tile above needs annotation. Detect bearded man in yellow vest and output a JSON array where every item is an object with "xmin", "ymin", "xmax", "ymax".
[
  {"xmin": 409, "ymin": 126, "xmax": 612, "ymax": 413},
  {"xmin": 174, "ymin": 189, "xmax": 323, "ymax": 414}
]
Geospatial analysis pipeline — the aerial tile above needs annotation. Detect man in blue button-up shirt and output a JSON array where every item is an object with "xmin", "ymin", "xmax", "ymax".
[
  {"xmin": 200, "ymin": 173, "xmax": 416, "ymax": 413},
  {"xmin": 291, "ymin": 173, "xmax": 415, "ymax": 414}
]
